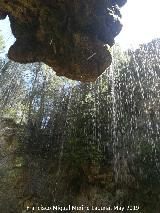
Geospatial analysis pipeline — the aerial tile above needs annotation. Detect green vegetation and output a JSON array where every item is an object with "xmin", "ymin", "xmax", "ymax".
[
  {"xmin": 0, "ymin": 31, "xmax": 4, "ymax": 51},
  {"xmin": 0, "ymin": 39, "xmax": 160, "ymax": 212}
]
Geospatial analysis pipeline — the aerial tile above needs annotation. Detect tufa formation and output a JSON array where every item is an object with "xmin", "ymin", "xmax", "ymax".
[{"xmin": 0, "ymin": 0, "xmax": 127, "ymax": 81}]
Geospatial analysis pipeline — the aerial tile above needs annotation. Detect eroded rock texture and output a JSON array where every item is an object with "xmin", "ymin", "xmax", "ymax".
[{"xmin": 0, "ymin": 0, "xmax": 126, "ymax": 81}]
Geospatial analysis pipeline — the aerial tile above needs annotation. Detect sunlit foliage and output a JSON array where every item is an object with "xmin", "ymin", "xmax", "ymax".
[{"xmin": 0, "ymin": 40, "xmax": 160, "ymax": 212}]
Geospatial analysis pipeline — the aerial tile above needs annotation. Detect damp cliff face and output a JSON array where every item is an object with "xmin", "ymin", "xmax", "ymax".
[{"xmin": 0, "ymin": 0, "xmax": 126, "ymax": 81}]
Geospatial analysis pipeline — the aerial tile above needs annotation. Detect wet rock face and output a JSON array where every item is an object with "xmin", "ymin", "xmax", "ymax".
[{"xmin": 0, "ymin": 0, "xmax": 126, "ymax": 81}]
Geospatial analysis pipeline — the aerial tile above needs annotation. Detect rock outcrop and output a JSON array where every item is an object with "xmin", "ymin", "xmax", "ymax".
[{"xmin": 0, "ymin": 0, "xmax": 126, "ymax": 81}]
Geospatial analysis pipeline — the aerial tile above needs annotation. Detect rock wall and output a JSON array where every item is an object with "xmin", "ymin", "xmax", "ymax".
[{"xmin": 0, "ymin": 0, "xmax": 126, "ymax": 81}]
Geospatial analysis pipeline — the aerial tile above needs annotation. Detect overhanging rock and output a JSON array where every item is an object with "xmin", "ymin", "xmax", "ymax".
[{"xmin": 0, "ymin": 0, "xmax": 127, "ymax": 81}]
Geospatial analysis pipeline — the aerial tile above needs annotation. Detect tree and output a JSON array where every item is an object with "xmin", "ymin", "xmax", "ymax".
[
  {"xmin": 0, "ymin": 39, "xmax": 160, "ymax": 212},
  {"xmin": 0, "ymin": 31, "xmax": 4, "ymax": 52}
]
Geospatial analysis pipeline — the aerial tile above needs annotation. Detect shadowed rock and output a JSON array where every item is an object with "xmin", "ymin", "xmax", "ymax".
[{"xmin": 0, "ymin": 0, "xmax": 127, "ymax": 81}]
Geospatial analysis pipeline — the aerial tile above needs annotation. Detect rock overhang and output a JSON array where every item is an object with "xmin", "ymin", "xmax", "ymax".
[{"xmin": 0, "ymin": 0, "xmax": 127, "ymax": 82}]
